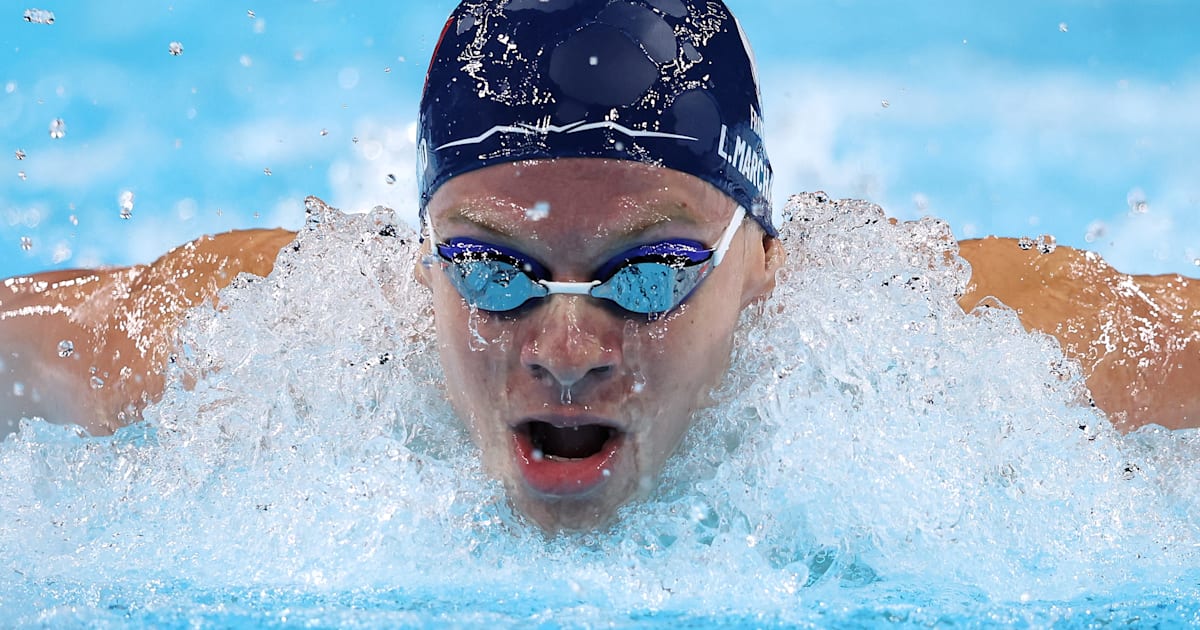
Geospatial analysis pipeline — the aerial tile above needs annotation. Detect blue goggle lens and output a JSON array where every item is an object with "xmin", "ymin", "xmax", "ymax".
[{"xmin": 436, "ymin": 239, "xmax": 712, "ymax": 316}]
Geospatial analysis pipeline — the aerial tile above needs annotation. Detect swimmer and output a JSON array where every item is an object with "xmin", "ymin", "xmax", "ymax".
[{"xmin": 1, "ymin": 0, "xmax": 1197, "ymax": 531}]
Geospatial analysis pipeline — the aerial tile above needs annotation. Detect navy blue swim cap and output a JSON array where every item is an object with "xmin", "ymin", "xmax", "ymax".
[{"xmin": 417, "ymin": 0, "xmax": 775, "ymax": 235}]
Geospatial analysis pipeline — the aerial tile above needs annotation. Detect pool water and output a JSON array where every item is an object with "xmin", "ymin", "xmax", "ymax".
[{"xmin": 2, "ymin": 195, "xmax": 1199, "ymax": 628}]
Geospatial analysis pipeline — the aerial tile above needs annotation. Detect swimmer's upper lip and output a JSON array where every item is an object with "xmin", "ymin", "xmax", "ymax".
[{"xmin": 510, "ymin": 413, "xmax": 625, "ymax": 432}]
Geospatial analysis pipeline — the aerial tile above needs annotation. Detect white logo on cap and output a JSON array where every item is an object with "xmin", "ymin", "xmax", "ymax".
[{"xmin": 436, "ymin": 119, "xmax": 697, "ymax": 151}]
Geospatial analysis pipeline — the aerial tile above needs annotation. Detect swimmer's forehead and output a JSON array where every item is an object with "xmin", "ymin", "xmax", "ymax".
[
  {"xmin": 427, "ymin": 160, "xmax": 734, "ymax": 242},
  {"xmin": 437, "ymin": 198, "xmax": 706, "ymax": 241}
]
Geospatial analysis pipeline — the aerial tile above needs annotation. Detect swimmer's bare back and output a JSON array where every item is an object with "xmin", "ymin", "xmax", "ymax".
[
  {"xmin": 0, "ymin": 228, "xmax": 296, "ymax": 435},
  {"xmin": 1, "ymin": 229, "xmax": 1196, "ymax": 435}
]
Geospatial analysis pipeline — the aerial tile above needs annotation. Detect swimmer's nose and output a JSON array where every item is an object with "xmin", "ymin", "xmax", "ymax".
[{"xmin": 520, "ymin": 296, "xmax": 620, "ymax": 390}]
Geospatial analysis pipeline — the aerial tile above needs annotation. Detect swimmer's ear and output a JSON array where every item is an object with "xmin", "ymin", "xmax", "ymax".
[{"xmin": 740, "ymin": 231, "xmax": 785, "ymax": 309}]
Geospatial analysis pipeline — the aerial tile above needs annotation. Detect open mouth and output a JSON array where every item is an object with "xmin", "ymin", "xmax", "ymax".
[
  {"xmin": 525, "ymin": 421, "xmax": 617, "ymax": 460},
  {"xmin": 511, "ymin": 420, "xmax": 624, "ymax": 497}
]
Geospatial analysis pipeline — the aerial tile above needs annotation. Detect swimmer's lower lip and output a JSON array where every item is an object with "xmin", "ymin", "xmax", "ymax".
[{"xmin": 511, "ymin": 420, "xmax": 624, "ymax": 497}]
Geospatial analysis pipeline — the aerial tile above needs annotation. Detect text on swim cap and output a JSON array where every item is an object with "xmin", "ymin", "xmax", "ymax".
[{"xmin": 717, "ymin": 124, "xmax": 772, "ymax": 203}]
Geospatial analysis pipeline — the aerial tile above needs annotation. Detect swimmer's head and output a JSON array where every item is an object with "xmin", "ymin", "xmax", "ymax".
[
  {"xmin": 415, "ymin": 1, "xmax": 784, "ymax": 533},
  {"xmin": 417, "ymin": 0, "xmax": 775, "ymax": 235}
]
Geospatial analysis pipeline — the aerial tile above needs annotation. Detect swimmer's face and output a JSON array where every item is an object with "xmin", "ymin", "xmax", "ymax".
[{"xmin": 419, "ymin": 159, "xmax": 782, "ymax": 531}]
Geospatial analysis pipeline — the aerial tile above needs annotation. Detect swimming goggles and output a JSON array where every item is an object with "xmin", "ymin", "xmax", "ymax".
[{"xmin": 428, "ymin": 206, "xmax": 746, "ymax": 317}]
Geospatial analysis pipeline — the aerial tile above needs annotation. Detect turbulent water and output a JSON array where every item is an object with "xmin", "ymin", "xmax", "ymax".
[{"xmin": 2, "ymin": 194, "xmax": 1198, "ymax": 627}]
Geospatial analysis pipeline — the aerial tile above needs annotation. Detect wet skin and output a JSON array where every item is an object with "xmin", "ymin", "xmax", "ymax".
[{"xmin": 416, "ymin": 159, "xmax": 783, "ymax": 531}]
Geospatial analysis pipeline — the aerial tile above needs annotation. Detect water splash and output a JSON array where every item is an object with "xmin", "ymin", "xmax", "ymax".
[
  {"xmin": 1, "ymin": 196, "xmax": 1199, "ymax": 625},
  {"xmin": 22, "ymin": 8, "xmax": 55, "ymax": 24}
]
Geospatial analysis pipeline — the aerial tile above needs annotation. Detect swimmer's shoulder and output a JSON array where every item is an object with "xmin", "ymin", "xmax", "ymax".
[
  {"xmin": 957, "ymin": 236, "xmax": 1200, "ymax": 430},
  {"xmin": 133, "ymin": 227, "xmax": 298, "ymax": 307}
]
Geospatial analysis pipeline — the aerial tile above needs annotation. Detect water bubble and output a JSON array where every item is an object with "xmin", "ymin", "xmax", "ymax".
[
  {"xmin": 531, "ymin": 448, "xmax": 544, "ymax": 462},
  {"xmin": 4, "ymin": 82, "xmax": 15, "ymax": 93},
  {"xmin": 253, "ymin": 18, "xmax": 265, "ymax": 34},
  {"xmin": 239, "ymin": 55, "xmax": 253, "ymax": 67},
  {"xmin": 1058, "ymin": 22, "xmax": 1069, "ymax": 33},
  {"xmin": 14, "ymin": 149, "xmax": 25, "ymax": 160},
  {"xmin": 1126, "ymin": 188, "xmax": 1149, "ymax": 214},
  {"xmin": 48, "ymin": 118, "xmax": 66, "ymax": 139},
  {"xmin": 263, "ymin": 167, "xmax": 272, "ymax": 176},
  {"xmin": 12, "ymin": 382, "xmax": 24, "ymax": 397},
  {"xmin": 57, "ymin": 340, "xmax": 74, "ymax": 358},
  {"xmin": 69, "ymin": 214, "xmax": 78, "ymax": 226},
  {"xmin": 525, "ymin": 201, "xmax": 551, "ymax": 221},
  {"xmin": 119, "ymin": 190, "xmax": 134, "ymax": 219},
  {"xmin": 352, "ymin": 136, "xmax": 359, "ymax": 144},
  {"xmin": 385, "ymin": 174, "xmax": 396, "ymax": 185},
  {"xmin": 319, "ymin": 128, "xmax": 329, "ymax": 137},
  {"xmin": 1193, "ymin": 259, "xmax": 1200, "ymax": 267},
  {"xmin": 17, "ymin": 171, "xmax": 26, "ymax": 181},
  {"xmin": 1017, "ymin": 236, "xmax": 1034, "ymax": 251},
  {"xmin": 1084, "ymin": 221, "xmax": 1107, "ymax": 244},
  {"xmin": 384, "ymin": 66, "xmax": 391, "ymax": 73},
  {"xmin": 90, "ymin": 375, "xmax": 105, "ymax": 390},
  {"xmin": 22, "ymin": 8, "xmax": 55, "ymax": 24},
  {"xmin": 19, "ymin": 236, "xmax": 32, "ymax": 251},
  {"xmin": 589, "ymin": 55, "xmax": 599, "ymax": 66},
  {"xmin": 168, "ymin": 41, "xmax": 184, "ymax": 56},
  {"xmin": 880, "ymin": 99, "xmax": 890, "ymax": 108}
]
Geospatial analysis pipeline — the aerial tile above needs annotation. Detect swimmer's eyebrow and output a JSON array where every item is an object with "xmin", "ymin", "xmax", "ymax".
[{"xmin": 439, "ymin": 201, "xmax": 702, "ymax": 241}]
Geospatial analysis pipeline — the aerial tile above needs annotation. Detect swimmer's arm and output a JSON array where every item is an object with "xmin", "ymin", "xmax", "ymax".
[
  {"xmin": 957, "ymin": 237, "xmax": 1200, "ymax": 431},
  {"xmin": 0, "ymin": 228, "xmax": 297, "ymax": 436}
]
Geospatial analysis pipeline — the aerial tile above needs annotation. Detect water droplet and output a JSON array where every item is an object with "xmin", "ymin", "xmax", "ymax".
[
  {"xmin": 247, "ymin": 9, "xmax": 255, "ymax": 19},
  {"xmin": 90, "ymin": 375, "xmax": 105, "ymax": 390},
  {"xmin": 239, "ymin": 55, "xmax": 253, "ymax": 67},
  {"xmin": 19, "ymin": 236, "xmax": 32, "ymax": 251},
  {"xmin": 319, "ymin": 128, "xmax": 329, "ymax": 137},
  {"xmin": 589, "ymin": 55, "xmax": 599, "ymax": 66},
  {"xmin": 1127, "ymin": 187, "xmax": 1149, "ymax": 214},
  {"xmin": 119, "ymin": 190, "xmax": 134, "ymax": 219},
  {"xmin": 880, "ymin": 99, "xmax": 890, "ymax": 108},
  {"xmin": 69, "ymin": 214, "xmax": 78, "ymax": 226},
  {"xmin": 14, "ymin": 149, "xmax": 25, "ymax": 160},
  {"xmin": 560, "ymin": 386, "xmax": 573, "ymax": 405},
  {"xmin": 352, "ymin": 136, "xmax": 359, "ymax": 144},
  {"xmin": 17, "ymin": 171, "xmax": 26, "ymax": 181},
  {"xmin": 1017, "ymin": 236, "xmax": 1034, "ymax": 251},
  {"xmin": 601, "ymin": 468, "xmax": 611, "ymax": 478},
  {"xmin": 531, "ymin": 448, "xmax": 545, "ymax": 462},
  {"xmin": 525, "ymin": 201, "xmax": 551, "ymax": 221},
  {"xmin": 48, "ymin": 118, "xmax": 66, "ymax": 139},
  {"xmin": 12, "ymin": 382, "xmax": 24, "ymax": 397},
  {"xmin": 1036, "ymin": 234, "xmax": 1057, "ymax": 255},
  {"xmin": 22, "ymin": 8, "xmax": 55, "ymax": 24},
  {"xmin": 1193, "ymin": 259, "xmax": 1200, "ymax": 267},
  {"xmin": 1084, "ymin": 221, "xmax": 1107, "ymax": 243},
  {"xmin": 614, "ymin": 140, "xmax": 625, "ymax": 151},
  {"xmin": 4, "ymin": 82, "xmax": 14, "ymax": 94},
  {"xmin": 57, "ymin": 340, "xmax": 74, "ymax": 358},
  {"xmin": 384, "ymin": 66, "xmax": 391, "ymax": 73},
  {"xmin": 385, "ymin": 174, "xmax": 396, "ymax": 185},
  {"xmin": 263, "ymin": 167, "xmax": 272, "ymax": 176},
  {"xmin": 1058, "ymin": 22, "xmax": 1069, "ymax": 33},
  {"xmin": 168, "ymin": 41, "xmax": 184, "ymax": 56}
]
